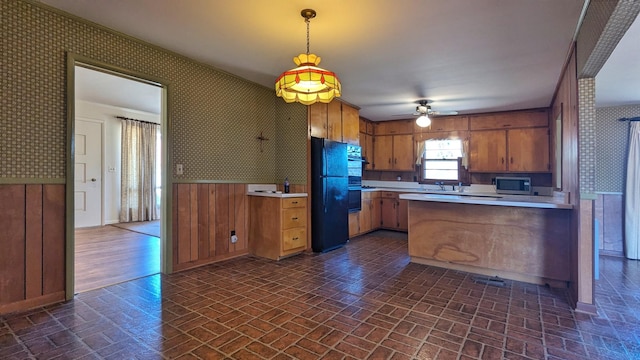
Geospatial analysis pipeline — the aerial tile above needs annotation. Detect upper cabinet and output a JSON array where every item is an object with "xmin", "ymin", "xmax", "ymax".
[
  {"xmin": 468, "ymin": 109, "xmax": 550, "ymax": 173},
  {"xmin": 308, "ymin": 101, "xmax": 359, "ymax": 145},
  {"xmin": 413, "ymin": 116, "xmax": 469, "ymax": 133},
  {"xmin": 374, "ymin": 120, "xmax": 414, "ymax": 135},
  {"xmin": 469, "ymin": 109, "xmax": 548, "ymax": 130},
  {"xmin": 373, "ymin": 134, "xmax": 414, "ymax": 171}
]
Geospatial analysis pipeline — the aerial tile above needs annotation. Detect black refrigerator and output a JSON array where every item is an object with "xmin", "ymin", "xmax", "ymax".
[{"xmin": 311, "ymin": 136, "xmax": 349, "ymax": 252}]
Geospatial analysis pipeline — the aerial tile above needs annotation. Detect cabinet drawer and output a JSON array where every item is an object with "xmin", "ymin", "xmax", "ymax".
[
  {"xmin": 282, "ymin": 208, "xmax": 307, "ymax": 229},
  {"xmin": 380, "ymin": 191, "xmax": 398, "ymax": 199},
  {"xmin": 283, "ymin": 197, "xmax": 306, "ymax": 209},
  {"xmin": 283, "ymin": 227, "xmax": 306, "ymax": 251}
]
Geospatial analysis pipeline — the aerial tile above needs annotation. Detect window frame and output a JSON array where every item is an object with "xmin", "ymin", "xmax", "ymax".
[{"xmin": 418, "ymin": 138, "xmax": 464, "ymax": 185}]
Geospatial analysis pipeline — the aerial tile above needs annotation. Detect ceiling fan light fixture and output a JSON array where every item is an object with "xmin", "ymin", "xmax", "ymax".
[
  {"xmin": 275, "ymin": 9, "xmax": 341, "ymax": 105},
  {"xmin": 416, "ymin": 114, "xmax": 431, "ymax": 127}
]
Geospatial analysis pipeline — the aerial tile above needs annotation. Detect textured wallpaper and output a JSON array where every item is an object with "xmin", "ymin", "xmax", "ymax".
[
  {"xmin": 0, "ymin": 0, "xmax": 307, "ymax": 183},
  {"xmin": 578, "ymin": 78, "xmax": 596, "ymax": 195},
  {"xmin": 596, "ymin": 105, "xmax": 640, "ymax": 193}
]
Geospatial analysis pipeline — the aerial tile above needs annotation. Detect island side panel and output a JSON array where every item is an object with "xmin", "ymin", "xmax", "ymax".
[{"xmin": 407, "ymin": 201, "xmax": 570, "ymax": 284}]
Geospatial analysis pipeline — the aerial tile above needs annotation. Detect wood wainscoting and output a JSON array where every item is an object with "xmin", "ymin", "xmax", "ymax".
[
  {"xmin": 595, "ymin": 193, "xmax": 624, "ymax": 257},
  {"xmin": 172, "ymin": 183, "xmax": 250, "ymax": 271},
  {"xmin": 0, "ymin": 184, "xmax": 65, "ymax": 315},
  {"xmin": 172, "ymin": 183, "xmax": 308, "ymax": 272}
]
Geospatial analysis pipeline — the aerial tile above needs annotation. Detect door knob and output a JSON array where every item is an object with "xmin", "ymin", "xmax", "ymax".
[{"xmin": 91, "ymin": 178, "xmax": 97, "ymax": 182}]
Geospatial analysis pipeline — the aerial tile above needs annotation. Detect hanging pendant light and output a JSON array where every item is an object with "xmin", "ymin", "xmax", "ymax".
[{"xmin": 275, "ymin": 9, "xmax": 341, "ymax": 105}]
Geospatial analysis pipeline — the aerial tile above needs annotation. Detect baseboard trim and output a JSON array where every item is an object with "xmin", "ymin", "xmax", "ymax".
[
  {"xmin": 0, "ymin": 291, "xmax": 66, "ymax": 316},
  {"xmin": 575, "ymin": 301, "xmax": 598, "ymax": 315}
]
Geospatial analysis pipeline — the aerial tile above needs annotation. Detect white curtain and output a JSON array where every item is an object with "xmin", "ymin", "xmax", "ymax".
[
  {"xmin": 120, "ymin": 119, "xmax": 159, "ymax": 222},
  {"xmin": 625, "ymin": 121, "xmax": 640, "ymax": 260}
]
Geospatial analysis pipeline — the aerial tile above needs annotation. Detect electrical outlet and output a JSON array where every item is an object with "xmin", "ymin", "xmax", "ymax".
[
  {"xmin": 176, "ymin": 164, "xmax": 183, "ymax": 175},
  {"xmin": 230, "ymin": 230, "xmax": 238, "ymax": 244}
]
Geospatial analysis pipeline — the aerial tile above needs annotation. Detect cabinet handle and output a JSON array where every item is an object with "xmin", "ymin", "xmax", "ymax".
[
  {"xmin": 501, "ymin": 157, "xmax": 505, "ymax": 164},
  {"xmin": 503, "ymin": 124, "xmax": 511, "ymax": 127},
  {"xmin": 292, "ymin": 217, "xmax": 298, "ymax": 221},
  {"xmin": 394, "ymin": 158, "xmax": 398, "ymax": 164},
  {"xmin": 388, "ymin": 158, "xmax": 391, "ymax": 164},
  {"xmin": 292, "ymin": 237, "xmax": 299, "ymax": 240},
  {"xmin": 291, "ymin": 201, "xmax": 298, "ymax": 204},
  {"xmin": 510, "ymin": 157, "xmax": 513, "ymax": 164}
]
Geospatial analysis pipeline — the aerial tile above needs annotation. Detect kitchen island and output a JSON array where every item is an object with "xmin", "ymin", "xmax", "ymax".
[{"xmin": 399, "ymin": 193, "xmax": 573, "ymax": 287}]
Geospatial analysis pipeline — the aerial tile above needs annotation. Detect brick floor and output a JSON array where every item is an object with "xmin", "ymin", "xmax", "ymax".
[{"xmin": 1, "ymin": 231, "xmax": 639, "ymax": 359}]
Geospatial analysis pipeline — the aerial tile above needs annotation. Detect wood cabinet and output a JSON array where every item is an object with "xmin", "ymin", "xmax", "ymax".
[
  {"xmin": 309, "ymin": 103, "xmax": 328, "ymax": 139},
  {"xmin": 379, "ymin": 192, "xmax": 407, "ymax": 230},
  {"xmin": 361, "ymin": 132, "xmax": 373, "ymax": 170},
  {"xmin": 348, "ymin": 192, "xmax": 378, "ymax": 238},
  {"xmin": 249, "ymin": 196, "xmax": 307, "ymax": 260},
  {"xmin": 469, "ymin": 109, "xmax": 548, "ymax": 130},
  {"xmin": 414, "ymin": 116, "xmax": 469, "ymax": 133},
  {"xmin": 372, "ymin": 134, "xmax": 414, "ymax": 171},
  {"xmin": 308, "ymin": 101, "xmax": 359, "ymax": 144},
  {"xmin": 359, "ymin": 117, "xmax": 374, "ymax": 135},
  {"xmin": 374, "ymin": 120, "xmax": 414, "ymax": 135},
  {"xmin": 342, "ymin": 104, "xmax": 359, "ymax": 145},
  {"xmin": 469, "ymin": 128, "xmax": 550, "ymax": 173}
]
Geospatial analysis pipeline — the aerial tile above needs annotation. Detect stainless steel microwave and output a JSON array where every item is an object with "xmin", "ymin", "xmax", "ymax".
[{"xmin": 495, "ymin": 176, "xmax": 531, "ymax": 195}]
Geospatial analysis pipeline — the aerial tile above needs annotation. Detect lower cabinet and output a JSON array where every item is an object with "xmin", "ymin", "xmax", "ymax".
[
  {"xmin": 348, "ymin": 191, "xmax": 408, "ymax": 237},
  {"xmin": 348, "ymin": 191, "xmax": 380, "ymax": 237},
  {"xmin": 380, "ymin": 192, "xmax": 408, "ymax": 231},
  {"xmin": 249, "ymin": 196, "xmax": 307, "ymax": 260}
]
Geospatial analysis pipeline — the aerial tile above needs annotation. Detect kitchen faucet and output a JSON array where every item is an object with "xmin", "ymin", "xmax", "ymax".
[{"xmin": 435, "ymin": 181, "xmax": 446, "ymax": 191}]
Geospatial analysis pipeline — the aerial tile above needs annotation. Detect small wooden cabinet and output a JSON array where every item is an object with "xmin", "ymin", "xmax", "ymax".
[
  {"xmin": 414, "ymin": 115, "xmax": 469, "ymax": 133},
  {"xmin": 308, "ymin": 100, "xmax": 359, "ymax": 144},
  {"xmin": 469, "ymin": 128, "xmax": 550, "ymax": 173},
  {"xmin": 469, "ymin": 109, "xmax": 548, "ymax": 130},
  {"xmin": 249, "ymin": 196, "xmax": 307, "ymax": 260},
  {"xmin": 379, "ymin": 192, "xmax": 408, "ymax": 231},
  {"xmin": 372, "ymin": 134, "xmax": 414, "ymax": 171},
  {"xmin": 348, "ymin": 191, "xmax": 380, "ymax": 238},
  {"xmin": 374, "ymin": 120, "xmax": 414, "ymax": 135}
]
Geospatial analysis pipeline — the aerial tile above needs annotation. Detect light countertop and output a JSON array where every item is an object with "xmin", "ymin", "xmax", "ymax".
[
  {"xmin": 247, "ymin": 191, "xmax": 308, "ymax": 198},
  {"xmin": 399, "ymin": 192, "xmax": 572, "ymax": 209}
]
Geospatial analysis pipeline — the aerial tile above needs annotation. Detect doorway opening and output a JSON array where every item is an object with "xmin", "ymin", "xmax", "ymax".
[{"xmin": 70, "ymin": 61, "xmax": 167, "ymax": 294}]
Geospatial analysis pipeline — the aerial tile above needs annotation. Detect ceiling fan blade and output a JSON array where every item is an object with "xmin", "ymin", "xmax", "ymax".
[{"xmin": 431, "ymin": 110, "xmax": 459, "ymax": 116}]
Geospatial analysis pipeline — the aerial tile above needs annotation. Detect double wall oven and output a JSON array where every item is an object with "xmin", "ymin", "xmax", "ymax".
[{"xmin": 347, "ymin": 145, "xmax": 362, "ymax": 212}]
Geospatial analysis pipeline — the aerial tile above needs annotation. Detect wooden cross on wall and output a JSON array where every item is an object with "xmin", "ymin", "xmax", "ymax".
[{"xmin": 256, "ymin": 132, "xmax": 269, "ymax": 152}]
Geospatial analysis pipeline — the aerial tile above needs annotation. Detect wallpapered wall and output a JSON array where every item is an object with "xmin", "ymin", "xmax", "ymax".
[
  {"xmin": 0, "ymin": 0, "xmax": 307, "ymax": 184},
  {"xmin": 596, "ymin": 104, "xmax": 640, "ymax": 193}
]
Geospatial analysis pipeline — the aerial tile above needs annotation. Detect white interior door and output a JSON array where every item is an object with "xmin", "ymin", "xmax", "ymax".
[{"xmin": 75, "ymin": 119, "xmax": 102, "ymax": 227}]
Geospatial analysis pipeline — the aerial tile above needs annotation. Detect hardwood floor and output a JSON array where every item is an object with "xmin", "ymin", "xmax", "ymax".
[{"xmin": 74, "ymin": 225, "xmax": 160, "ymax": 293}]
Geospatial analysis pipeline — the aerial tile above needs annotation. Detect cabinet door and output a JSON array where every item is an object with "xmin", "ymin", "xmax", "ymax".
[
  {"xmin": 469, "ymin": 130, "xmax": 507, "ymax": 172},
  {"xmin": 397, "ymin": 199, "xmax": 408, "ymax": 231},
  {"xmin": 327, "ymin": 100, "xmax": 342, "ymax": 142},
  {"xmin": 309, "ymin": 103, "xmax": 328, "ymax": 139},
  {"xmin": 469, "ymin": 110, "xmax": 548, "ymax": 130},
  {"xmin": 348, "ymin": 212, "xmax": 360, "ymax": 238},
  {"xmin": 361, "ymin": 133, "xmax": 373, "ymax": 170},
  {"xmin": 375, "ymin": 120, "xmax": 414, "ymax": 135},
  {"xmin": 359, "ymin": 198, "xmax": 372, "ymax": 233},
  {"xmin": 371, "ymin": 196, "xmax": 381, "ymax": 229},
  {"xmin": 392, "ymin": 134, "xmax": 415, "ymax": 171},
  {"xmin": 373, "ymin": 135, "xmax": 393, "ymax": 170},
  {"xmin": 508, "ymin": 128, "xmax": 550, "ymax": 172},
  {"xmin": 342, "ymin": 104, "xmax": 359, "ymax": 145},
  {"xmin": 380, "ymin": 198, "xmax": 397, "ymax": 228}
]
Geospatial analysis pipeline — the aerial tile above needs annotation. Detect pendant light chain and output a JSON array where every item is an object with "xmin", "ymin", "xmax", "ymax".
[{"xmin": 306, "ymin": 17, "xmax": 310, "ymax": 55}]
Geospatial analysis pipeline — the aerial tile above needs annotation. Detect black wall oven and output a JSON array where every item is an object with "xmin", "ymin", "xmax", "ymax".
[{"xmin": 347, "ymin": 145, "xmax": 362, "ymax": 212}]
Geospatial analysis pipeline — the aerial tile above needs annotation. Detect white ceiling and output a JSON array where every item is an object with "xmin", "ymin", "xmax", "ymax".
[{"xmin": 45, "ymin": 0, "xmax": 638, "ymax": 120}]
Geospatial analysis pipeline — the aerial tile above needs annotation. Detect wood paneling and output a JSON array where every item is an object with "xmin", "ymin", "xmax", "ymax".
[
  {"xmin": 42, "ymin": 185, "xmax": 65, "ymax": 295},
  {"xmin": 407, "ymin": 200, "xmax": 571, "ymax": 285},
  {"xmin": 0, "ymin": 184, "xmax": 66, "ymax": 315},
  {"xmin": 25, "ymin": 185, "xmax": 43, "ymax": 299},
  {"xmin": 173, "ymin": 183, "xmax": 249, "ymax": 272},
  {"xmin": 0, "ymin": 185, "xmax": 26, "ymax": 304},
  {"xmin": 327, "ymin": 100, "xmax": 342, "ymax": 142}
]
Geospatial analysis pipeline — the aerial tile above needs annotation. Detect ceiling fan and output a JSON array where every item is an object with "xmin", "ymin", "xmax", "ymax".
[{"xmin": 412, "ymin": 100, "xmax": 458, "ymax": 127}]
